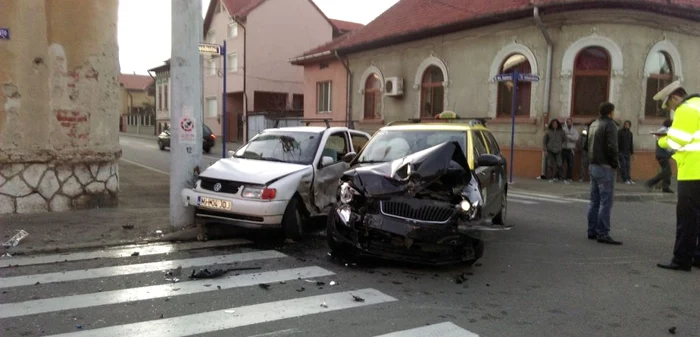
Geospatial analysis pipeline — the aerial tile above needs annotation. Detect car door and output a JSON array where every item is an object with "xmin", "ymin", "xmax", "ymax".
[
  {"xmin": 475, "ymin": 130, "xmax": 504, "ymax": 217},
  {"xmin": 313, "ymin": 130, "xmax": 351, "ymax": 212},
  {"xmin": 482, "ymin": 130, "xmax": 507, "ymax": 197},
  {"xmin": 470, "ymin": 130, "xmax": 498, "ymax": 218},
  {"xmin": 349, "ymin": 130, "xmax": 371, "ymax": 154}
]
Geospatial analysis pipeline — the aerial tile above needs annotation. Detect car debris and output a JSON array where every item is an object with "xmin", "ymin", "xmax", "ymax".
[
  {"xmin": 454, "ymin": 273, "xmax": 469, "ymax": 284},
  {"xmin": 2, "ymin": 230, "xmax": 29, "ymax": 247},
  {"xmin": 296, "ymin": 287, "xmax": 305, "ymax": 292},
  {"xmin": 121, "ymin": 224, "xmax": 134, "ymax": 230},
  {"xmin": 1, "ymin": 253, "xmax": 12, "ymax": 258},
  {"xmin": 130, "ymin": 252, "xmax": 140, "ymax": 257},
  {"xmin": 320, "ymin": 302, "xmax": 328, "ymax": 308},
  {"xmin": 304, "ymin": 279, "xmax": 325, "ymax": 286},
  {"xmin": 668, "ymin": 327, "xmax": 676, "ymax": 334},
  {"xmin": 259, "ymin": 283, "xmax": 270, "ymax": 290},
  {"xmin": 329, "ymin": 281, "xmax": 338, "ymax": 286},
  {"xmin": 189, "ymin": 267, "xmax": 261, "ymax": 279},
  {"xmin": 352, "ymin": 294, "xmax": 365, "ymax": 302},
  {"xmin": 224, "ymin": 310, "xmax": 236, "ymax": 314}
]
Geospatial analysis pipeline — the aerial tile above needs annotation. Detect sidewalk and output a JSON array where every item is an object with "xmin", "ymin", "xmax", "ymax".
[
  {"xmin": 1, "ymin": 160, "xmax": 201, "ymax": 256},
  {"xmin": 509, "ymin": 177, "xmax": 678, "ymax": 203}
]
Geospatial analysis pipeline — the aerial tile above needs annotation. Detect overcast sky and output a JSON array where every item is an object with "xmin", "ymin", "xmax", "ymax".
[{"xmin": 118, "ymin": 0, "xmax": 399, "ymax": 75}]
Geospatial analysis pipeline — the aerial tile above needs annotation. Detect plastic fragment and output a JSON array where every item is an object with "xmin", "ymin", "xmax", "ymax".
[
  {"xmin": 329, "ymin": 281, "xmax": 337, "ymax": 286},
  {"xmin": 2, "ymin": 230, "xmax": 28, "ymax": 247},
  {"xmin": 320, "ymin": 302, "xmax": 328, "ymax": 308}
]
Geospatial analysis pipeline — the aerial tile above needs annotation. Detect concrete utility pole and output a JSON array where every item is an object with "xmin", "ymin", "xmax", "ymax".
[{"xmin": 170, "ymin": 0, "xmax": 203, "ymax": 228}]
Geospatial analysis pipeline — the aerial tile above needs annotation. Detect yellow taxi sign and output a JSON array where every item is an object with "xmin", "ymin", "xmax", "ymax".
[{"xmin": 435, "ymin": 111, "xmax": 458, "ymax": 119}]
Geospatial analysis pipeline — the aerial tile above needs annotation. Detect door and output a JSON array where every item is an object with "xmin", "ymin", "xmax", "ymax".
[
  {"xmin": 470, "ymin": 130, "xmax": 498, "ymax": 217},
  {"xmin": 349, "ymin": 130, "xmax": 370, "ymax": 154},
  {"xmin": 474, "ymin": 130, "xmax": 503, "ymax": 217},
  {"xmin": 313, "ymin": 131, "xmax": 351, "ymax": 212},
  {"xmin": 481, "ymin": 130, "xmax": 507, "ymax": 200}
]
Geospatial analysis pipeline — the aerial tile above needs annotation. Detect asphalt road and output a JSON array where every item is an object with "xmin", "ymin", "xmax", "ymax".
[{"xmin": 4, "ymin": 135, "xmax": 692, "ymax": 336}]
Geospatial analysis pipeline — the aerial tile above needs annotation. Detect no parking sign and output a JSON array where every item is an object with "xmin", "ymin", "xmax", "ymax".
[{"xmin": 179, "ymin": 106, "xmax": 196, "ymax": 145}]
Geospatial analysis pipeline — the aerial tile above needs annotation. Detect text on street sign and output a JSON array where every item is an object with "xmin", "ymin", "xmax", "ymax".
[{"xmin": 199, "ymin": 43, "xmax": 221, "ymax": 55}]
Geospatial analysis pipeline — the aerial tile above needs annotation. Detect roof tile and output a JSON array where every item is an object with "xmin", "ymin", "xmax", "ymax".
[{"xmin": 119, "ymin": 74, "xmax": 153, "ymax": 91}]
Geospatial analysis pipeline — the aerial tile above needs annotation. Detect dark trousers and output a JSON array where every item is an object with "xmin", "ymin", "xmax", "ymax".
[
  {"xmin": 618, "ymin": 152, "xmax": 631, "ymax": 181},
  {"xmin": 673, "ymin": 180, "xmax": 700, "ymax": 266},
  {"xmin": 646, "ymin": 158, "xmax": 671, "ymax": 190},
  {"xmin": 562, "ymin": 149, "xmax": 575, "ymax": 180},
  {"xmin": 580, "ymin": 150, "xmax": 589, "ymax": 181},
  {"xmin": 546, "ymin": 151, "xmax": 563, "ymax": 179}
]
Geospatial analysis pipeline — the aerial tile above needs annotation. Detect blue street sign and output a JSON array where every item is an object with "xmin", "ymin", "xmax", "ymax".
[
  {"xmin": 494, "ymin": 74, "xmax": 513, "ymax": 82},
  {"xmin": 0, "ymin": 28, "xmax": 9, "ymax": 40},
  {"xmin": 494, "ymin": 73, "xmax": 540, "ymax": 82}
]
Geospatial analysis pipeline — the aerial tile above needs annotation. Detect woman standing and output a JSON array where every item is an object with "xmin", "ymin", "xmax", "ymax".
[{"xmin": 543, "ymin": 119, "xmax": 567, "ymax": 182}]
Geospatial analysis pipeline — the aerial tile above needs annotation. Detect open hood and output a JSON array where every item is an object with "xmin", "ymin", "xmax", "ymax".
[
  {"xmin": 343, "ymin": 142, "xmax": 470, "ymax": 197},
  {"xmin": 200, "ymin": 157, "xmax": 307, "ymax": 185}
]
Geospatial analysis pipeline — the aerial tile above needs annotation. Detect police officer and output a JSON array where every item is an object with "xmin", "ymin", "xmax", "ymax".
[{"xmin": 654, "ymin": 81, "xmax": 700, "ymax": 271}]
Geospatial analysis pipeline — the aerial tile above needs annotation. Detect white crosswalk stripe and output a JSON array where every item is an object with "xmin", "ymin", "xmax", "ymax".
[{"xmin": 0, "ymin": 240, "xmax": 481, "ymax": 337}]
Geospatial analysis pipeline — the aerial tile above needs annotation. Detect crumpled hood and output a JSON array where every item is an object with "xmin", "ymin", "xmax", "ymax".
[
  {"xmin": 343, "ymin": 142, "xmax": 469, "ymax": 197},
  {"xmin": 200, "ymin": 157, "xmax": 307, "ymax": 185}
]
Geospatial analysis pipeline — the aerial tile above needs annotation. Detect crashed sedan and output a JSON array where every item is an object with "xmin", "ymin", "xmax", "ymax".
[{"xmin": 326, "ymin": 122, "xmax": 511, "ymax": 265}]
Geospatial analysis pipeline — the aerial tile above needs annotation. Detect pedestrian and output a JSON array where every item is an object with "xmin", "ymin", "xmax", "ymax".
[
  {"xmin": 585, "ymin": 102, "xmax": 622, "ymax": 245},
  {"xmin": 617, "ymin": 120, "xmax": 635, "ymax": 184},
  {"xmin": 644, "ymin": 119, "xmax": 674, "ymax": 194},
  {"xmin": 562, "ymin": 118, "xmax": 579, "ymax": 184},
  {"xmin": 578, "ymin": 119, "xmax": 594, "ymax": 182},
  {"xmin": 653, "ymin": 81, "xmax": 700, "ymax": 271},
  {"xmin": 543, "ymin": 119, "xmax": 566, "ymax": 183}
]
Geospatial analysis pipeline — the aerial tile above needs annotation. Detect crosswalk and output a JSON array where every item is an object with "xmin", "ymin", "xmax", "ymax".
[
  {"xmin": 508, "ymin": 191, "xmax": 588, "ymax": 205},
  {"xmin": 0, "ymin": 240, "xmax": 482, "ymax": 336}
]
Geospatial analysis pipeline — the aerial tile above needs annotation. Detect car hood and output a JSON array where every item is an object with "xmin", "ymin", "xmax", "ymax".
[
  {"xmin": 343, "ymin": 141, "xmax": 470, "ymax": 198},
  {"xmin": 200, "ymin": 157, "xmax": 308, "ymax": 185}
]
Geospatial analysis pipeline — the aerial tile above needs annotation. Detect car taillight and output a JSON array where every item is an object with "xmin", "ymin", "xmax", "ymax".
[{"xmin": 261, "ymin": 188, "xmax": 276, "ymax": 200}]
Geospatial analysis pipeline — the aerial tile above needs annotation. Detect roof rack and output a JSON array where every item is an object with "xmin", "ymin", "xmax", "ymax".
[
  {"xmin": 272, "ymin": 118, "xmax": 331, "ymax": 128},
  {"xmin": 385, "ymin": 117, "xmax": 492, "ymax": 127}
]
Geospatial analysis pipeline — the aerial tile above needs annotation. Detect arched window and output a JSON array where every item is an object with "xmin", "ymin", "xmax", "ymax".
[
  {"xmin": 645, "ymin": 51, "xmax": 674, "ymax": 118},
  {"xmin": 364, "ymin": 73, "xmax": 381, "ymax": 119},
  {"xmin": 497, "ymin": 54, "xmax": 532, "ymax": 117},
  {"xmin": 572, "ymin": 46, "xmax": 611, "ymax": 116},
  {"xmin": 421, "ymin": 66, "xmax": 445, "ymax": 117}
]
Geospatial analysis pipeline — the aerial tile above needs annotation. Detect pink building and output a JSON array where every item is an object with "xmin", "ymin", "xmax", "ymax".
[{"xmin": 202, "ymin": 0, "xmax": 360, "ymax": 142}]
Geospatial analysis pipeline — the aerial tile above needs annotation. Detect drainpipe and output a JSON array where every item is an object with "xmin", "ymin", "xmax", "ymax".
[
  {"xmin": 534, "ymin": 6, "xmax": 554, "ymax": 178},
  {"xmin": 334, "ymin": 50, "xmax": 352, "ymax": 128}
]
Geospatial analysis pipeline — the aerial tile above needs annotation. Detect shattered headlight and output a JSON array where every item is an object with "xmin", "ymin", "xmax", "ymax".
[{"xmin": 339, "ymin": 182, "xmax": 358, "ymax": 204}]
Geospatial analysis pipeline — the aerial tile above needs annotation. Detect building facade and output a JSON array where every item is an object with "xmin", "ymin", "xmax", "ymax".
[
  {"xmin": 201, "ymin": 0, "xmax": 358, "ymax": 142},
  {"xmin": 293, "ymin": 0, "xmax": 700, "ymax": 179},
  {"xmin": 0, "ymin": 0, "xmax": 121, "ymax": 214},
  {"xmin": 119, "ymin": 74, "xmax": 154, "ymax": 136},
  {"xmin": 148, "ymin": 60, "xmax": 172, "ymax": 135}
]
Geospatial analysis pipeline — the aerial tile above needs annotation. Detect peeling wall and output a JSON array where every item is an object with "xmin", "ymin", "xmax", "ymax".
[{"xmin": 0, "ymin": 0, "xmax": 121, "ymax": 214}]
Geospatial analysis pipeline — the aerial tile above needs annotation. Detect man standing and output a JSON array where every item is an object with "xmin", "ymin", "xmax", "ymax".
[
  {"xmin": 644, "ymin": 119, "xmax": 674, "ymax": 193},
  {"xmin": 562, "ymin": 118, "xmax": 579, "ymax": 184},
  {"xmin": 586, "ymin": 102, "xmax": 622, "ymax": 245},
  {"xmin": 618, "ymin": 120, "xmax": 635, "ymax": 184},
  {"xmin": 654, "ymin": 81, "xmax": 700, "ymax": 271}
]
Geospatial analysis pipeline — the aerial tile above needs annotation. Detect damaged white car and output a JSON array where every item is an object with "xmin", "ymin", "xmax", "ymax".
[{"xmin": 181, "ymin": 125, "xmax": 370, "ymax": 239}]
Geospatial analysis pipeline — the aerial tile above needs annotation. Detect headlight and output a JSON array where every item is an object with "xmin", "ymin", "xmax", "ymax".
[
  {"xmin": 241, "ymin": 186, "xmax": 277, "ymax": 200},
  {"xmin": 339, "ymin": 182, "xmax": 357, "ymax": 204},
  {"xmin": 459, "ymin": 200, "xmax": 471, "ymax": 211}
]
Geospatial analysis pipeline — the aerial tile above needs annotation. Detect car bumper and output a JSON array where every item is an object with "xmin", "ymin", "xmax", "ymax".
[
  {"xmin": 328, "ymin": 205, "xmax": 482, "ymax": 265},
  {"xmin": 181, "ymin": 188, "xmax": 287, "ymax": 228}
]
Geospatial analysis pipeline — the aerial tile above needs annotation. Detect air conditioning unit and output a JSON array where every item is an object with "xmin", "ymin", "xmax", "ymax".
[{"xmin": 384, "ymin": 77, "xmax": 404, "ymax": 97}]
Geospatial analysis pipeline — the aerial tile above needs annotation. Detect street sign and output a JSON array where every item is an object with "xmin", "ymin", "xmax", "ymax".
[
  {"xmin": 494, "ymin": 73, "xmax": 540, "ymax": 82},
  {"xmin": 494, "ymin": 74, "xmax": 513, "ymax": 82},
  {"xmin": 0, "ymin": 28, "xmax": 9, "ymax": 40},
  {"xmin": 199, "ymin": 43, "xmax": 222, "ymax": 55},
  {"xmin": 179, "ymin": 106, "xmax": 196, "ymax": 145}
]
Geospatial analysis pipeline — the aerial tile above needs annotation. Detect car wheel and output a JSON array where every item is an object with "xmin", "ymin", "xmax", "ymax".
[
  {"xmin": 282, "ymin": 197, "xmax": 304, "ymax": 240},
  {"xmin": 203, "ymin": 146, "xmax": 211, "ymax": 154},
  {"xmin": 158, "ymin": 141, "xmax": 165, "ymax": 150},
  {"xmin": 492, "ymin": 191, "xmax": 507, "ymax": 226},
  {"xmin": 464, "ymin": 239, "xmax": 484, "ymax": 266}
]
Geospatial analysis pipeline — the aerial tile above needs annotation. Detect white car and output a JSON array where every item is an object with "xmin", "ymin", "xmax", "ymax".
[{"xmin": 181, "ymin": 125, "xmax": 371, "ymax": 239}]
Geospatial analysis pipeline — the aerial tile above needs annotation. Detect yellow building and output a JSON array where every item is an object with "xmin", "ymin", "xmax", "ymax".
[{"xmin": 119, "ymin": 74, "xmax": 155, "ymax": 136}]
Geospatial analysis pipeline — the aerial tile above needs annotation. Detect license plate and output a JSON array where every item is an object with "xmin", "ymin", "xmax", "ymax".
[{"xmin": 198, "ymin": 196, "xmax": 232, "ymax": 211}]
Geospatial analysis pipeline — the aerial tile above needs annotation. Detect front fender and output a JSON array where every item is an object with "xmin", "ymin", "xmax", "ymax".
[{"xmin": 268, "ymin": 166, "xmax": 314, "ymax": 201}]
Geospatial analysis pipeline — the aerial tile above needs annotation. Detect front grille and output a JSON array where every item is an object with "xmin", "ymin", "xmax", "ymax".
[
  {"xmin": 380, "ymin": 201, "xmax": 456, "ymax": 223},
  {"xmin": 199, "ymin": 177, "xmax": 243, "ymax": 194}
]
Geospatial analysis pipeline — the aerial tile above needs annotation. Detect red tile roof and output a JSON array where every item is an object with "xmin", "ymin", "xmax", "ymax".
[
  {"xmin": 119, "ymin": 74, "xmax": 153, "ymax": 91},
  {"xmin": 329, "ymin": 19, "xmax": 364, "ymax": 33},
  {"xmin": 294, "ymin": 0, "xmax": 700, "ymax": 61}
]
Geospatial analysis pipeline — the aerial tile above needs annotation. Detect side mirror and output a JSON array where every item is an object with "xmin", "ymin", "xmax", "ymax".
[
  {"xmin": 321, "ymin": 156, "xmax": 335, "ymax": 167},
  {"xmin": 227, "ymin": 150, "xmax": 236, "ymax": 158},
  {"xmin": 476, "ymin": 154, "xmax": 503, "ymax": 167},
  {"xmin": 342, "ymin": 152, "xmax": 357, "ymax": 163}
]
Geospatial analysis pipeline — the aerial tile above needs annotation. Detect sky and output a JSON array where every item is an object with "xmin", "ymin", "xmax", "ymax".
[{"xmin": 118, "ymin": 0, "xmax": 399, "ymax": 75}]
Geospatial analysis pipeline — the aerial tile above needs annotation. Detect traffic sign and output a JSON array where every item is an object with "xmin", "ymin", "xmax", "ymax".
[
  {"xmin": 494, "ymin": 73, "xmax": 540, "ymax": 82},
  {"xmin": 179, "ymin": 106, "xmax": 196, "ymax": 145},
  {"xmin": 199, "ymin": 43, "xmax": 222, "ymax": 55},
  {"xmin": 0, "ymin": 28, "xmax": 9, "ymax": 40}
]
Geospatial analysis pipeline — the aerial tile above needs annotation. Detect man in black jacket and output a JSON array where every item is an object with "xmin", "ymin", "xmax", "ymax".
[
  {"xmin": 585, "ymin": 102, "xmax": 622, "ymax": 245},
  {"xmin": 618, "ymin": 120, "xmax": 635, "ymax": 184}
]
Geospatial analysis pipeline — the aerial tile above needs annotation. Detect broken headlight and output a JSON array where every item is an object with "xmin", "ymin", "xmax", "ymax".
[
  {"xmin": 339, "ymin": 182, "xmax": 358, "ymax": 204},
  {"xmin": 457, "ymin": 198, "xmax": 480, "ymax": 219}
]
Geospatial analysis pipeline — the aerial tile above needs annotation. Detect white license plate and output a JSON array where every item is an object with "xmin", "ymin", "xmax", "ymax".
[{"xmin": 198, "ymin": 196, "xmax": 232, "ymax": 211}]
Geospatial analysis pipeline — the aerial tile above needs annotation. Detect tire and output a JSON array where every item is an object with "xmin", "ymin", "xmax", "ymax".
[
  {"xmin": 464, "ymin": 239, "xmax": 484, "ymax": 266},
  {"xmin": 492, "ymin": 191, "xmax": 507, "ymax": 226},
  {"xmin": 203, "ymin": 146, "xmax": 211, "ymax": 154},
  {"xmin": 281, "ymin": 197, "xmax": 304, "ymax": 240},
  {"xmin": 158, "ymin": 141, "xmax": 165, "ymax": 150}
]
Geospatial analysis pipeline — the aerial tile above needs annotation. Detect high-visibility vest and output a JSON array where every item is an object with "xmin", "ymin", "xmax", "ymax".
[{"xmin": 658, "ymin": 95, "xmax": 700, "ymax": 181}]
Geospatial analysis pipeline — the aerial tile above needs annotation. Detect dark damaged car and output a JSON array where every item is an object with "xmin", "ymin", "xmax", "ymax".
[{"xmin": 326, "ymin": 121, "xmax": 511, "ymax": 265}]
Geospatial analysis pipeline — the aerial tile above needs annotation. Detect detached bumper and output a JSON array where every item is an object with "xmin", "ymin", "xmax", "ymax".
[
  {"xmin": 328, "ymin": 206, "xmax": 481, "ymax": 265},
  {"xmin": 181, "ymin": 188, "xmax": 287, "ymax": 228}
]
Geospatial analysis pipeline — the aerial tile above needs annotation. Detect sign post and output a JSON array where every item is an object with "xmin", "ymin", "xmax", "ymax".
[
  {"xmin": 199, "ymin": 42, "xmax": 227, "ymax": 158},
  {"xmin": 494, "ymin": 70, "xmax": 540, "ymax": 184}
]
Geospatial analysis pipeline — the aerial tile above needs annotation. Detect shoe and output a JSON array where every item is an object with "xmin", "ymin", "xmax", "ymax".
[
  {"xmin": 625, "ymin": 181, "xmax": 632, "ymax": 185},
  {"xmin": 662, "ymin": 189, "xmax": 674, "ymax": 194},
  {"xmin": 564, "ymin": 180, "xmax": 571, "ymax": 184},
  {"xmin": 630, "ymin": 180, "xmax": 636, "ymax": 184},
  {"xmin": 587, "ymin": 235, "xmax": 597, "ymax": 240},
  {"xmin": 597, "ymin": 236, "xmax": 622, "ymax": 245},
  {"xmin": 657, "ymin": 261, "xmax": 692, "ymax": 271}
]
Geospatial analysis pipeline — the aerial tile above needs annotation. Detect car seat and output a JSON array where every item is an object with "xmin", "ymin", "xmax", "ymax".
[{"xmin": 322, "ymin": 148, "xmax": 338, "ymax": 162}]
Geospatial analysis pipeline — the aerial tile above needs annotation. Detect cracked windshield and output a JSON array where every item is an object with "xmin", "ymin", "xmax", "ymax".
[{"xmin": 2, "ymin": 0, "xmax": 698, "ymax": 336}]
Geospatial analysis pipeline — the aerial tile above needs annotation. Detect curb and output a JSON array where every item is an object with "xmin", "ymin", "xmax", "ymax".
[
  {"xmin": 120, "ymin": 132, "xmax": 158, "ymax": 140},
  {"xmin": 565, "ymin": 192, "xmax": 675, "ymax": 203},
  {"xmin": 3, "ymin": 227, "xmax": 202, "ymax": 256}
]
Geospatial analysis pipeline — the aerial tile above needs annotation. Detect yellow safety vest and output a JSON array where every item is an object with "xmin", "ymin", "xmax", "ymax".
[{"xmin": 658, "ymin": 96, "xmax": 700, "ymax": 181}]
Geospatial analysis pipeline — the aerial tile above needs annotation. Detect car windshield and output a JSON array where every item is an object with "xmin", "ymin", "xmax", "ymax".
[
  {"xmin": 356, "ymin": 129, "xmax": 467, "ymax": 163},
  {"xmin": 233, "ymin": 131, "xmax": 321, "ymax": 165}
]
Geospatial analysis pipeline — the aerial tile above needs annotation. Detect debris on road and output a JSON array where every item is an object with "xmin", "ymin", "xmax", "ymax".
[
  {"xmin": 224, "ymin": 310, "xmax": 235, "ymax": 314},
  {"xmin": 155, "ymin": 230, "xmax": 163, "ymax": 235},
  {"xmin": 455, "ymin": 273, "xmax": 469, "ymax": 284},
  {"xmin": 189, "ymin": 267, "xmax": 262, "ymax": 279},
  {"xmin": 669, "ymin": 327, "xmax": 676, "ymax": 334},
  {"xmin": 329, "ymin": 281, "xmax": 338, "ymax": 286},
  {"xmin": 1, "ymin": 253, "xmax": 12, "ymax": 258},
  {"xmin": 320, "ymin": 302, "xmax": 328, "ymax": 308},
  {"xmin": 2, "ymin": 230, "xmax": 29, "ymax": 247},
  {"xmin": 259, "ymin": 283, "xmax": 270, "ymax": 290},
  {"xmin": 122, "ymin": 224, "xmax": 135, "ymax": 230},
  {"xmin": 217, "ymin": 285, "xmax": 221, "ymax": 290},
  {"xmin": 352, "ymin": 294, "xmax": 365, "ymax": 302},
  {"xmin": 296, "ymin": 287, "xmax": 305, "ymax": 292},
  {"xmin": 305, "ymin": 279, "xmax": 325, "ymax": 286},
  {"xmin": 76, "ymin": 325, "xmax": 82, "ymax": 330},
  {"xmin": 130, "ymin": 252, "xmax": 140, "ymax": 257}
]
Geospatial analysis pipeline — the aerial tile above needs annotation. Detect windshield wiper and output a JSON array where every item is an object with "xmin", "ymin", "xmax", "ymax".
[
  {"xmin": 259, "ymin": 157, "xmax": 288, "ymax": 163},
  {"xmin": 355, "ymin": 160, "xmax": 385, "ymax": 164}
]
